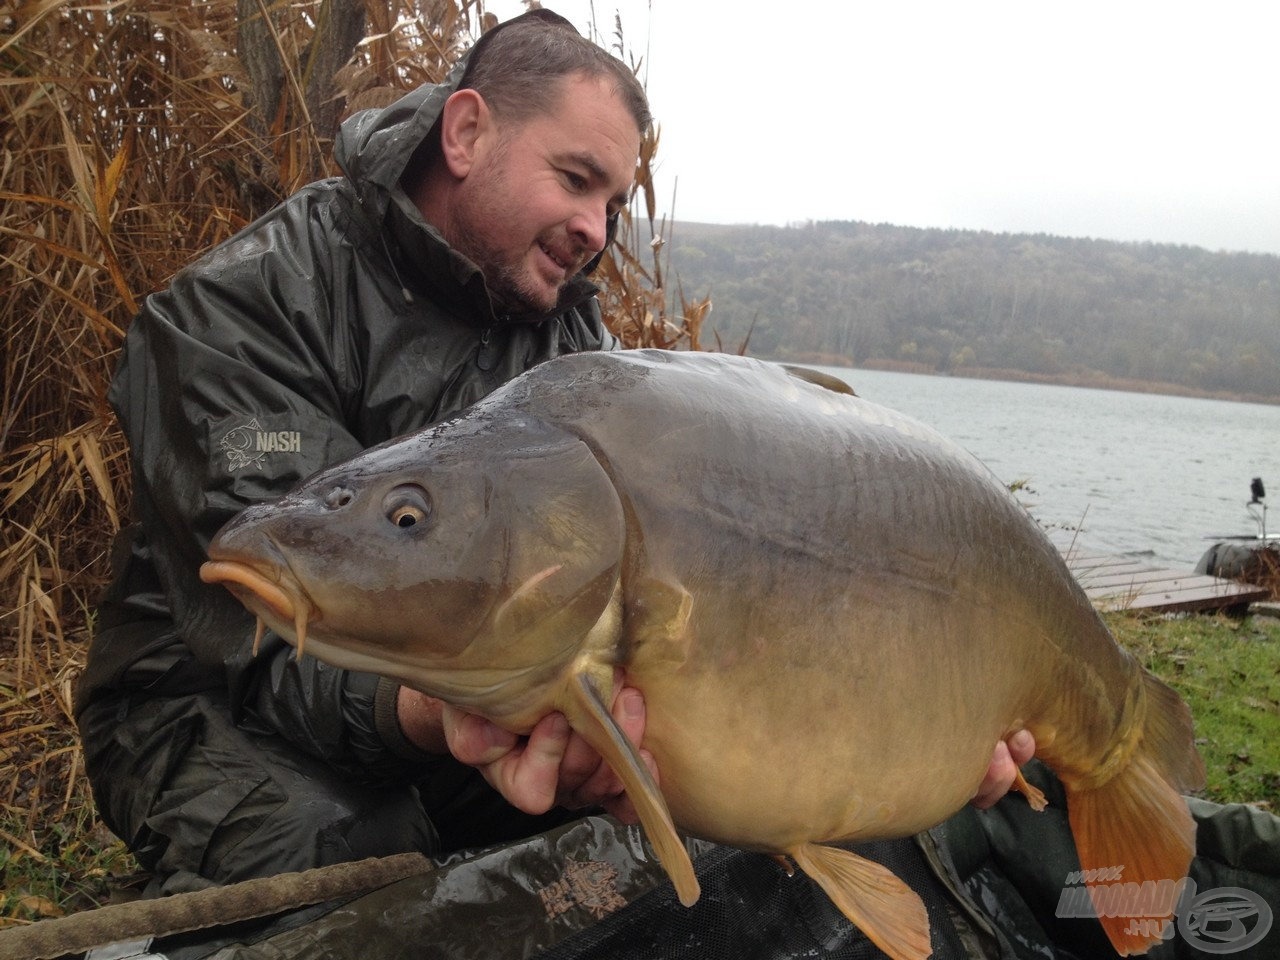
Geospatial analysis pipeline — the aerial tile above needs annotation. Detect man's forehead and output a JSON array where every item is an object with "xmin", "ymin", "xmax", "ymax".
[
  {"xmin": 542, "ymin": 73, "xmax": 641, "ymax": 136},
  {"xmin": 537, "ymin": 77, "xmax": 641, "ymax": 178},
  {"xmin": 551, "ymin": 69, "xmax": 640, "ymax": 124}
]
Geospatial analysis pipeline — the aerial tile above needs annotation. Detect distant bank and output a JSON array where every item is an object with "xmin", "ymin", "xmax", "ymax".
[{"xmin": 667, "ymin": 220, "xmax": 1280, "ymax": 404}]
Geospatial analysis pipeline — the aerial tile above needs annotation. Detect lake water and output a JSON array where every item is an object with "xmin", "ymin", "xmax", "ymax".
[{"xmin": 811, "ymin": 366, "xmax": 1278, "ymax": 567}]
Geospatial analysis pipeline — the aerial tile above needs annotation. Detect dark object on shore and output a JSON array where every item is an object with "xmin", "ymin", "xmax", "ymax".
[
  {"xmin": 1196, "ymin": 478, "xmax": 1277, "ymax": 600},
  {"xmin": 1196, "ymin": 540, "xmax": 1280, "ymax": 598}
]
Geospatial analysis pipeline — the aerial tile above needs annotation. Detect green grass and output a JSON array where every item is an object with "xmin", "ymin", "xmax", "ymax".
[
  {"xmin": 1106, "ymin": 610, "xmax": 1280, "ymax": 808},
  {"xmin": 1, "ymin": 803, "xmax": 143, "ymax": 925}
]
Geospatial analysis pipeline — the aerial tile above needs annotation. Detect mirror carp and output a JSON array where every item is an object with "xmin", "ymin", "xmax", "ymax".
[{"xmin": 201, "ymin": 350, "xmax": 1204, "ymax": 959}]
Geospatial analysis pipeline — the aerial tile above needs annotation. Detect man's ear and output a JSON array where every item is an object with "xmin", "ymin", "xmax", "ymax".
[{"xmin": 438, "ymin": 89, "xmax": 492, "ymax": 178}]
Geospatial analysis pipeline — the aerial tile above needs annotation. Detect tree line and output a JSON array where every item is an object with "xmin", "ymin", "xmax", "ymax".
[{"xmin": 664, "ymin": 220, "xmax": 1280, "ymax": 401}]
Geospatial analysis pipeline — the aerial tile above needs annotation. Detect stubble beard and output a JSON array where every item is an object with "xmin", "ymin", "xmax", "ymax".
[
  {"xmin": 482, "ymin": 239, "xmax": 566, "ymax": 316},
  {"xmin": 446, "ymin": 155, "xmax": 569, "ymax": 318}
]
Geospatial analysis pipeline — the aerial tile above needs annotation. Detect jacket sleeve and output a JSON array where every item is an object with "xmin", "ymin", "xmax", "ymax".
[{"xmin": 109, "ymin": 188, "xmax": 438, "ymax": 782}]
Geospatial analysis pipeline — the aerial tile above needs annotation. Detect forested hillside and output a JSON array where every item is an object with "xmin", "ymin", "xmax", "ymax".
[{"xmin": 666, "ymin": 220, "xmax": 1280, "ymax": 401}]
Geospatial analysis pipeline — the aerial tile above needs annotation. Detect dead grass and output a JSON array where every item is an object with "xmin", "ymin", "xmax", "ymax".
[
  {"xmin": 1245, "ymin": 545, "xmax": 1280, "ymax": 601},
  {"xmin": 1, "ymin": 0, "xmax": 706, "ymax": 925}
]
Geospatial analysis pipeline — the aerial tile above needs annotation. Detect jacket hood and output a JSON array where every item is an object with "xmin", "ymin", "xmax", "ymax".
[{"xmin": 332, "ymin": 62, "xmax": 460, "ymax": 216}]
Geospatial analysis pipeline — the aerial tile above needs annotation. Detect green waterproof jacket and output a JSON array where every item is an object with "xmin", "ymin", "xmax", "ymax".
[{"xmin": 76, "ymin": 13, "xmax": 618, "ymax": 785}]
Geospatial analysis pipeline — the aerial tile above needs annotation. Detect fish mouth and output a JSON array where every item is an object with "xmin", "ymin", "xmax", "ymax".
[{"xmin": 199, "ymin": 558, "xmax": 317, "ymax": 659}]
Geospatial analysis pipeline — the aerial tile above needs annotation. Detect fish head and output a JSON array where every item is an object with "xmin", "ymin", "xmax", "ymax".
[{"xmin": 201, "ymin": 412, "xmax": 627, "ymax": 720}]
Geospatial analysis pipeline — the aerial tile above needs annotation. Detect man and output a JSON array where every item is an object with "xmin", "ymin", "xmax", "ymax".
[
  {"xmin": 76, "ymin": 9, "xmax": 658, "ymax": 896},
  {"xmin": 76, "ymin": 6, "xmax": 1029, "ymax": 907}
]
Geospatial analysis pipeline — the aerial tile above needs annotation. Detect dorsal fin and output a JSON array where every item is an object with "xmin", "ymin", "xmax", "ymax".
[{"xmin": 781, "ymin": 364, "xmax": 858, "ymax": 396}]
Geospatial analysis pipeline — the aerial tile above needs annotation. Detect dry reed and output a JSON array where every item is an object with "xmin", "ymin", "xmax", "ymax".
[{"xmin": 1, "ymin": 0, "xmax": 707, "ymax": 922}]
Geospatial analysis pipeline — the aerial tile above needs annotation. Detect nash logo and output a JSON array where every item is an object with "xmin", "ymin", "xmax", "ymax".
[{"xmin": 218, "ymin": 418, "xmax": 303, "ymax": 472}]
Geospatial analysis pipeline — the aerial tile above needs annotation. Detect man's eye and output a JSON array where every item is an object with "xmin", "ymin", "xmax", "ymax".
[{"xmin": 562, "ymin": 171, "xmax": 588, "ymax": 191}]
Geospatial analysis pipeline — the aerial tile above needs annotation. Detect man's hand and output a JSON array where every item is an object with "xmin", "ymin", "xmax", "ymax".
[
  {"xmin": 398, "ymin": 676, "xmax": 655, "ymax": 824},
  {"xmin": 972, "ymin": 729, "xmax": 1037, "ymax": 809}
]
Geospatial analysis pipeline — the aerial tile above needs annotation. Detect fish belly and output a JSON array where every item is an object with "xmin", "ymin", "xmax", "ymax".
[{"xmin": 628, "ymin": 609, "xmax": 1024, "ymax": 851}]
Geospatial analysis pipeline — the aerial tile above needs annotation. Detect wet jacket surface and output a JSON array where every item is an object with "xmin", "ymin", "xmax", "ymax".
[{"xmin": 77, "ymin": 26, "xmax": 618, "ymax": 786}]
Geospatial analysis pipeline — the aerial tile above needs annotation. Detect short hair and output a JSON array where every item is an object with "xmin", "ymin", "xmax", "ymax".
[{"xmin": 460, "ymin": 10, "xmax": 651, "ymax": 136}]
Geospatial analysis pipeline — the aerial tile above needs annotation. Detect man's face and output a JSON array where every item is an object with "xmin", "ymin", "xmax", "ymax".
[{"xmin": 448, "ymin": 73, "xmax": 642, "ymax": 315}]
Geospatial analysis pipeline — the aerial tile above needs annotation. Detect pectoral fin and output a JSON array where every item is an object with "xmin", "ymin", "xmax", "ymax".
[
  {"xmin": 565, "ymin": 671, "xmax": 700, "ymax": 907},
  {"xmin": 791, "ymin": 842, "xmax": 931, "ymax": 960}
]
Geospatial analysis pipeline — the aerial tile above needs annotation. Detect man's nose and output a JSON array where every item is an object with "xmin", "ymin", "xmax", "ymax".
[{"xmin": 567, "ymin": 200, "xmax": 608, "ymax": 254}]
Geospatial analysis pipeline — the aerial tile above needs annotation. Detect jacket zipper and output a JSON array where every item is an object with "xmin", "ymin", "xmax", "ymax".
[{"xmin": 476, "ymin": 326, "xmax": 498, "ymax": 371}]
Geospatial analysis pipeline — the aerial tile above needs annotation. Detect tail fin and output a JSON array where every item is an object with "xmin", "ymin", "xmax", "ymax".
[{"xmin": 1066, "ymin": 672, "xmax": 1204, "ymax": 956}]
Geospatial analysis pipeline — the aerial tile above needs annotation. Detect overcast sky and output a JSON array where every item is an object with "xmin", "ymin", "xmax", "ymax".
[{"xmin": 488, "ymin": 1, "xmax": 1280, "ymax": 255}]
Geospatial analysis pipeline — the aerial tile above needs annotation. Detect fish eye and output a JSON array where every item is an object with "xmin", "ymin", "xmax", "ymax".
[{"xmin": 383, "ymin": 485, "xmax": 431, "ymax": 531}]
